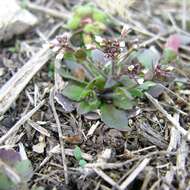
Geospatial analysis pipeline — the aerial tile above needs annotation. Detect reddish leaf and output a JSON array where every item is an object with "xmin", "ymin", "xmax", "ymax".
[{"xmin": 165, "ymin": 34, "xmax": 181, "ymax": 53}]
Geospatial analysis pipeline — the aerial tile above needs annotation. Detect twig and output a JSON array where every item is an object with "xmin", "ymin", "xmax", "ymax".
[
  {"xmin": 177, "ymin": 138, "xmax": 188, "ymax": 189},
  {"xmin": 28, "ymin": 119, "xmax": 51, "ymax": 137},
  {"xmin": 131, "ymin": 146, "xmax": 156, "ymax": 154},
  {"xmin": 161, "ymin": 84, "xmax": 190, "ymax": 107},
  {"xmin": 0, "ymin": 100, "xmax": 45, "ymax": 145},
  {"xmin": 141, "ymin": 167, "xmax": 153, "ymax": 190},
  {"xmin": 49, "ymin": 88, "xmax": 68, "ymax": 184},
  {"xmin": 167, "ymin": 113, "xmax": 181, "ymax": 152},
  {"xmin": 54, "ymin": 57, "xmax": 65, "ymax": 91},
  {"xmin": 127, "ymin": 19, "xmax": 190, "ymax": 57},
  {"xmin": 25, "ymin": 2, "xmax": 70, "ymax": 20},
  {"xmin": 161, "ymin": 166, "xmax": 176, "ymax": 190},
  {"xmin": 138, "ymin": 123, "xmax": 167, "ymax": 149},
  {"xmin": 93, "ymin": 168, "xmax": 121, "ymax": 190},
  {"xmin": 145, "ymin": 92, "xmax": 188, "ymax": 137},
  {"xmin": 182, "ymin": 0, "xmax": 187, "ymax": 30},
  {"xmin": 119, "ymin": 158, "xmax": 150, "ymax": 190}
]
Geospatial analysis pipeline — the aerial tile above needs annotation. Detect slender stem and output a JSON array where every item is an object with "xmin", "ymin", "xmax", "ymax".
[
  {"xmin": 86, "ymin": 58, "xmax": 107, "ymax": 78},
  {"xmin": 112, "ymin": 60, "xmax": 115, "ymax": 76},
  {"xmin": 81, "ymin": 62, "xmax": 95, "ymax": 80}
]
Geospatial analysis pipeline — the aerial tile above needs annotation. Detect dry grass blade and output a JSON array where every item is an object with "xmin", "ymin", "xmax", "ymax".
[
  {"xmin": 26, "ymin": 2, "xmax": 70, "ymax": 20},
  {"xmin": 145, "ymin": 92, "xmax": 188, "ymax": 137},
  {"xmin": 93, "ymin": 168, "xmax": 121, "ymax": 190},
  {"xmin": 119, "ymin": 158, "xmax": 150, "ymax": 190},
  {"xmin": 28, "ymin": 119, "xmax": 50, "ymax": 137},
  {"xmin": 0, "ymin": 46, "xmax": 53, "ymax": 115},
  {"xmin": 49, "ymin": 88, "xmax": 68, "ymax": 185},
  {"xmin": 0, "ymin": 100, "xmax": 45, "ymax": 145}
]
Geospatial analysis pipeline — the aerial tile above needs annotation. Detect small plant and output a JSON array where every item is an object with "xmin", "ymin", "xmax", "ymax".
[
  {"xmin": 74, "ymin": 146, "xmax": 87, "ymax": 168},
  {"xmin": 67, "ymin": 3, "xmax": 111, "ymax": 48},
  {"xmin": 51, "ymin": 7, "xmax": 177, "ymax": 131},
  {"xmin": 67, "ymin": 3, "xmax": 110, "ymax": 33}
]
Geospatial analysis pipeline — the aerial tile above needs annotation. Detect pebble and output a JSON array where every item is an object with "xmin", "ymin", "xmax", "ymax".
[{"xmin": 0, "ymin": 0, "xmax": 38, "ymax": 41}]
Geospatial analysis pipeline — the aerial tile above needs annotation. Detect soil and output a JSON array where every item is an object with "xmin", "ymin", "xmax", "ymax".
[{"xmin": 0, "ymin": 0, "xmax": 190, "ymax": 190}]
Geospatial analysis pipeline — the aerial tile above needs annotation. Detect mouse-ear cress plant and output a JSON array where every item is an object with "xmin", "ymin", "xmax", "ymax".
[{"xmin": 50, "ymin": 4, "xmax": 177, "ymax": 131}]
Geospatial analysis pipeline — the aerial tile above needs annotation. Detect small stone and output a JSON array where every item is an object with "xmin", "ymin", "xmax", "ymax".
[{"xmin": 0, "ymin": 0, "xmax": 38, "ymax": 41}]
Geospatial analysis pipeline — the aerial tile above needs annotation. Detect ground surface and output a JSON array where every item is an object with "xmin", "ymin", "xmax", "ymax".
[{"xmin": 0, "ymin": 0, "xmax": 190, "ymax": 190}]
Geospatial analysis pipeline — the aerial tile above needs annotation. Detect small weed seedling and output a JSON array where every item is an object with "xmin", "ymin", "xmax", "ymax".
[
  {"xmin": 50, "ymin": 5, "xmax": 178, "ymax": 131},
  {"xmin": 67, "ymin": 3, "xmax": 112, "ymax": 48},
  {"xmin": 74, "ymin": 146, "xmax": 87, "ymax": 168}
]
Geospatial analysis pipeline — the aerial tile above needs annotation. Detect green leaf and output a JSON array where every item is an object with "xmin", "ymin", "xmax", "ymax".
[
  {"xmin": 64, "ymin": 52, "xmax": 75, "ymax": 60},
  {"xmin": 0, "ymin": 172, "xmax": 15, "ymax": 190},
  {"xmin": 92, "ymin": 9, "xmax": 108, "ymax": 23},
  {"xmin": 129, "ymin": 88, "xmax": 143, "ymax": 98},
  {"xmin": 80, "ymin": 77, "xmax": 105, "ymax": 99},
  {"xmin": 60, "ymin": 69, "xmax": 88, "ymax": 85},
  {"xmin": 113, "ymin": 96, "xmax": 134, "ymax": 110},
  {"xmin": 83, "ymin": 34, "xmax": 93, "ymax": 45},
  {"xmin": 84, "ymin": 24, "xmax": 100, "ymax": 34},
  {"xmin": 114, "ymin": 87, "xmax": 134, "ymax": 100},
  {"xmin": 74, "ymin": 146, "xmax": 82, "ymax": 161},
  {"xmin": 67, "ymin": 16, "xmax": 81, "ymax": 30},
  {"xmin": 75, "ymin": 49, "xmax": 87, "ymax": 61},
  {"xmin": 94, "ymin": 76, "xmax": 106, "ymax": 90},
  {"xmin": 162, "ymin": 48, "xmax": 177, "ymax": 63},
  {"xmin": 119, "ymin": 75, "xmax": 137, "ymax": 89},
  {"xmin": 105, "ymin": 77, "xmax": 118, "ymax": 89},
  {"xmin": 137, "ymin": 49, "xmax": 160, "ymax": 70},
  {"xmin": 0, "ymin": 149, "xmax": 33, "ymax": 190},
  {"xmin": 83, "ymin": 22, "xmax": 106, "ymax": 34},
  {"xmin": 70, "ymin": 32, "xmax": 84, "ymax": 47},
  {"xmin": 14, "ymin": 160, "xmax": 33, "ymax": 181},
  {"xmin": 138, "ymin": 81, "xmax": 156, "ymax": 91},
  {"xmin": 78, "ymin": 99, "xmax": 101, "ymax": 114},
  {"xmin": 100, "ymin": 104, "xmax": 129, "ymax": 131},
  {"xmin": 79, "ymin": 159, "xmax": 87, "ymax": 168},
  {"xmin": 113, "ymin": 87, "xmax": 134, "ymax": 110},
  {"xmin": 62, "ymin": 83, "xmax": 85, "ymax": 101},
  {"xmin": 74, "ymin": 5, "xmax": 93, "ymax": 18},
  {"xmin": 20, "ymin": 0, "xmax": 28, "ymax": 9}
]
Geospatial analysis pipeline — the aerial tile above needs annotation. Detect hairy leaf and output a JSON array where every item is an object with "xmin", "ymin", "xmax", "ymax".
[
  {"xmin": 113, "ymin": 96, "xmax": 134, "ymax": 110},
  {"xmin": 78, "ymin": 99, "xmax": 101, "ymax": 114},
  {"xmin": 138, "ymin": 81, "xmax": 156, "ymax": 91},
  {"xmin": 62, "ymin": 83, "xmax": 85, "ymax": 101},
  {"xmin": 100, "ymin": 104, "xmax": 129, "ymax": 131},
  {"xmin": 14, "ymin": 160, "xmax": 33, "ymax": 181},
  {"xmin": 137, "ymin": 48, "xmax": 160, "ymax": 70}
]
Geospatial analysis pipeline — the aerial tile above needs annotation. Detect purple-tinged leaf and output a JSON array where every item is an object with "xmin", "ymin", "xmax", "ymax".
[{"xmin": 100, "ymin": 104, "xmax": 130, "ymax": 131}]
